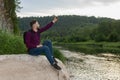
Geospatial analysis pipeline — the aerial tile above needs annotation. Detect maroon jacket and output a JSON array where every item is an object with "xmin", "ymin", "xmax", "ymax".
[{"xmin": 25, "ymin": 22, "xmax": 54, "ymax": 50}]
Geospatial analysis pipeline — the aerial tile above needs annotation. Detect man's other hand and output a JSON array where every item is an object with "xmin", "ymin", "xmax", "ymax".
[{"xmin": 37, "ymin": 44, "xmax": 43, "ymax": 48}]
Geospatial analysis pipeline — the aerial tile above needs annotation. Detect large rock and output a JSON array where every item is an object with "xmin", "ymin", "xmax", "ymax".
[{"xmin": 0, "ymin": 54, "xmax": 70, "ymax": 80}]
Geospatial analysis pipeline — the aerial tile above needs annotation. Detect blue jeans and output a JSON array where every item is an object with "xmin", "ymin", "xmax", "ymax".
[{"xmin": 28, "ymin": 40, "xmax": 55, "ymax": 65}]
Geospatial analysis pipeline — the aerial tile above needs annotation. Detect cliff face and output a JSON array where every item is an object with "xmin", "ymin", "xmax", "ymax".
[
  {"xmin": 0, "ymin": 54, "xmax": 70, "ymax": 80},
  {"xmin": 0, "ymin": 0, "xmax": 13, "ymax": 32}
]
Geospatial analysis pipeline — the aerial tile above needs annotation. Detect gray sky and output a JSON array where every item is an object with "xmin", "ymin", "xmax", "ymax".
[{"xmin": 17, "ymin": 0, "xmax": 120, "ymax": 19}]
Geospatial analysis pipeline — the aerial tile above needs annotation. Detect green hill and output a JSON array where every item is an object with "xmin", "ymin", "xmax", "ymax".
[{"xmin": 18, "ymin": 15, "xmax": 120, "ymax": 42}]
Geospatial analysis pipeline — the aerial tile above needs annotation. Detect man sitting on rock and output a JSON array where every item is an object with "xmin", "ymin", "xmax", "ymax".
[{"xmin": 24, "ymin": 17, "xmax": 61, "ymax": 70}]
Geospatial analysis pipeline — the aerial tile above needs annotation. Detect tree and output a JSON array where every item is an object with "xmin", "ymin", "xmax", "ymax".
[
  {"xmin": 3, "ymin": 0, "xmax": 22, "ymax": 35},
  {"xmin": 94, "ymin": 33, "xmax": 106, "ymax": 42},
  {"xmin": 107, "ymin": 31, "xmax": 119, "ymax": 42}
]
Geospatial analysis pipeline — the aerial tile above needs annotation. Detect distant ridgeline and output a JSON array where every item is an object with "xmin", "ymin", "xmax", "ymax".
[
  {"xmin": 0, "ymin": 0, "xmax": 20, "ymax": 34},
  {"xmin": 18, "ymin": 15, "xmax": 120, "ymax": 42}
]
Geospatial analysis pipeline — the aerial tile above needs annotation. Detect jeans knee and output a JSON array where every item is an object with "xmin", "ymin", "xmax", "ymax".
[
  {"xmin": 44, "ymin": 40, "xmax": 52, "ymax": 45},
  {"xmin": 43, "ymin": 45, "xmax": 49, "ymax": 50}
]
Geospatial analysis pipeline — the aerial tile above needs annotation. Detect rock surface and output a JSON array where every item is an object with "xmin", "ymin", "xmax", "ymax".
[{"xmin": 0, "ymin": 54, "xmax": 70, "ymax": 80}]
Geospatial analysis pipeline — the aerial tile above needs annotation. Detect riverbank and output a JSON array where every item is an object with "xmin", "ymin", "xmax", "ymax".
[
  {"xmin": 57, "ymin": 47, "xmax": 120, "ymax": 80},
  {"xmin": 54, "ymin": 42, "xmax": 120, "ymax": 55}
]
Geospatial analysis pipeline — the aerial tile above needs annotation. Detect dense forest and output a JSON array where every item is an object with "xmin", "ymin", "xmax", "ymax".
[{"xmin": 18, "ymin": 15, "xmax": 120, "ymax": 42}]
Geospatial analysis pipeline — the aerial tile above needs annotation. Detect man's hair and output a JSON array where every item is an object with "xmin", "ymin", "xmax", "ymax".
[{"xmin": 30, "ymin": 20, "xmax": 37, "ymax": 27}]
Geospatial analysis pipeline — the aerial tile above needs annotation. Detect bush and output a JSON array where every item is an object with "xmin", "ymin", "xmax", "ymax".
[{"xmin": 0, "ymin": 31, "xmax": 26, "ymax": 54}]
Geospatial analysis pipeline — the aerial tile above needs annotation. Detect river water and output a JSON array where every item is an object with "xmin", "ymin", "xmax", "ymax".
[{"xmin": 59, "ymin": 48, "xmax": 120, "ymax": 80}]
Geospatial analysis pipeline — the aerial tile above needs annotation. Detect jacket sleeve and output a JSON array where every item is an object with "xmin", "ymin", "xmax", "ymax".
[
  {"xmin": 39, "ymin": 22, "xmax": 54, "ymax": 33},
  {"xmin": 25, "ymin": 32, "xmax": 36, "ymax": 49}
]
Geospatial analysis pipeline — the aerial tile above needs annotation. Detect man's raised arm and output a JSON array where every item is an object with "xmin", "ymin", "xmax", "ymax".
[{"xmin": 39, "ymin": 17, "xmax": 58, "ymax": 33}]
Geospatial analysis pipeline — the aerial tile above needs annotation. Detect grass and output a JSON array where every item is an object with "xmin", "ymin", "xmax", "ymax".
[
  {"xmin": 0, "ymin": 31, "xmax": 66, "ymax": 63},
  {"xmin": 53, "ymin": 48, "xmax": 66, "ymax": 63},
  {"xmin": 0, "ymin": 31, "xmax": 26, "ymax": 54},
  {"xmin": 54, "ymin": 41, "xmax": 120, "ymax": 55}
]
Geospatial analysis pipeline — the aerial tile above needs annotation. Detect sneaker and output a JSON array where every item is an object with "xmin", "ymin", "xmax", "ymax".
[
  {"xmin": 52, "ymin": 63, "xmax": 61, "ymax": 70},
  {"xmin": 53, "ymin": 57, "xmax": 58, "ymax": 63}
]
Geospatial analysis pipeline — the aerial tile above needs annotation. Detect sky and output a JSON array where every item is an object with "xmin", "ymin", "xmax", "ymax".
[{"xmin": 17, "ymin": 0, "xmax": 120, "ymax": 19}]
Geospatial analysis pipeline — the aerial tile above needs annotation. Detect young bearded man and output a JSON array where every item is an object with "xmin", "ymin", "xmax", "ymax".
[{"xmin": 24, "ymin": 17, "xmax": 61, "ymax": 70}]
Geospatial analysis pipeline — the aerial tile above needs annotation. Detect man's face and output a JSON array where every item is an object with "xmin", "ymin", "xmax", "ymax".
[{"xmin": 33, "ymin": 21, "xmax": 40, "ymax": 29}]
